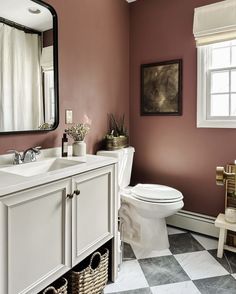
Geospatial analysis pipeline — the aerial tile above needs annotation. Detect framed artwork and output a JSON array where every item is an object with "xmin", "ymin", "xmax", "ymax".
[{"xmin": 141, "ymin": 59, "xmax": 182, "ymax": 115}]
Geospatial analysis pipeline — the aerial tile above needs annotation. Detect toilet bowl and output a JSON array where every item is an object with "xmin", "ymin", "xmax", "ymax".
[
  {"xmin": 97, "ymin": 147, "xmax": 184, "ymax": 250},
  {"xmin": 120, "ymin": 184, "xmax": 183, "ymax": 249}
]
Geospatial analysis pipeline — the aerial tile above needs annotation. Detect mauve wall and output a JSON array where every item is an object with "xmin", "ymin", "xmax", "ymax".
[
  {"xmin": 0, "ymin": 0, "xmax": 130, "ymax": 155},
  {"xmin": 129, "ymin": 0, "xmax": 234, "ymax": 217}
]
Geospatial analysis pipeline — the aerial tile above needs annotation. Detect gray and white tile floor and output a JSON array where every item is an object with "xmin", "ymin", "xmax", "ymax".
[{"xmin": 105, "ymin": 226, "xmax": 236, "ymax": 294}]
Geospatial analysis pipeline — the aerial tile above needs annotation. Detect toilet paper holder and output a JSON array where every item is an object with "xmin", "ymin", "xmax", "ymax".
[{"xmin": 216, "ymin": 166, "xmax": 235, "ymax": 189}]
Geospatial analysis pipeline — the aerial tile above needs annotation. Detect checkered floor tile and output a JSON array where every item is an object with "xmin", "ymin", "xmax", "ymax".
[{"xmin": 104, "ymin": 227, "xmax": 236, "ymax": 294}]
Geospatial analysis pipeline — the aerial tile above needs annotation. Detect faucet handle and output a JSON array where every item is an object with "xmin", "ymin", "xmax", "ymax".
[
  {"xmin": 7, "ymin": 150, "xmax": 23, "ymax": 164},
  {"xmin": 32, "ymin": 146, "xmax": 42, "ymax": 154},
  {"xmin": 7, "ymin": 149, "xmax": 22, "ymax": 155}
]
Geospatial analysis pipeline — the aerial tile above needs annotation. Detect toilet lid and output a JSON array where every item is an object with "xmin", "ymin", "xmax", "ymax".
[{"xmin": 131, "ymin": 184, "xmax": 183, "ymax": 203}]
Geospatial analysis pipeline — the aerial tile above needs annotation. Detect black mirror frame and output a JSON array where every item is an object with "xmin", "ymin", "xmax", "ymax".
[{"xmin": 0, "ymin": 0, "xmax": 59, "ymax": 135}]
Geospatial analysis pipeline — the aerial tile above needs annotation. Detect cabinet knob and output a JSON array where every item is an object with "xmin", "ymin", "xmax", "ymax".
[
  {"xmin": 67, "ymin": 193, "xmax": 74, "ymax": 199},
  {"xmin": 74, "ymin": 189, "xmax": 80, "ymax": 196}
]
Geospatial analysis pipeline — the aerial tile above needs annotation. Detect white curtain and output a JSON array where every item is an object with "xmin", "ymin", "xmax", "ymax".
[
  {"xmin": 0, "ymin": 23, "xmax": 44, "ymax": 131},
  {"xmin": 41, "ymin": 46, "xmax": 53, "ymax": 71}
]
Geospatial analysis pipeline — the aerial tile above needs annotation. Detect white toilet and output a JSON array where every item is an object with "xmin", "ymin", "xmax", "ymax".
[{"xmin": 97, "ymin": 147, "xmax": 184, "ymax": 250}]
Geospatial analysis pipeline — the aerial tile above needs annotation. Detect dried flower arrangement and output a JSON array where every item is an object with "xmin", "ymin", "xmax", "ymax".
[
  {"xmin": 65, "ymin": 123, "xmax": 90, "ymax": 142},
  {"xmin": 105, "ymin": 114, "xmax": 129, "ymax": 150},
  {"xmin": 39, "ymin": 122, "xmax": 53, "ymax": 130},
  {"xmin": 106, "ymin": 114, "xmax": 128, "ymax": 138}
]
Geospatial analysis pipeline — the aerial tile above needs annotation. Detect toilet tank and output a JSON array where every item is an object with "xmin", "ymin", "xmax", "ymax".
[{"xmin": 97, "ymin": 147, "xmax": 135, "ymax": 189}]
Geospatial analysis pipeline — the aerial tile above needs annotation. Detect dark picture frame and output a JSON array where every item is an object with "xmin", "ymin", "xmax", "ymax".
[{"xmin": 141, "ymin": 59, "xmax": 182, "ymax": 116}]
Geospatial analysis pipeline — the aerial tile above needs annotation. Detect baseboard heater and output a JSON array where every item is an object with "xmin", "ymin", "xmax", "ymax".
[{"xmin": 166, "ymin": 210, "xmax": 219, "ymax": 238}]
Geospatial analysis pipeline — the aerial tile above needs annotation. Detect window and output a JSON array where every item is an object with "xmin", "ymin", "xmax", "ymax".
[
  {"xmin": 197, "ymin": 40, "xmax": 236, "ymax": 127},
  {"xmin": 193, "ymin": 0, "xmax": 236, "ymax": 128}
]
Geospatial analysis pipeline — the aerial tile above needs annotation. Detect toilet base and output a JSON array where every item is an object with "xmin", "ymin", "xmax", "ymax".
[
  {"xmin": 119, "ymin": 191, "xmax": 183, "ymax": 251},
  {"xmin": 120, "ymin": 211, "xmax": 169, "ymax": 250}
]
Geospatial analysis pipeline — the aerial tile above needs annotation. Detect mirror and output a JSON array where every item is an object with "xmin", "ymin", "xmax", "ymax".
[{"xmin": 0, "ymin": 0, "xmax": 59, "ymax": 134}]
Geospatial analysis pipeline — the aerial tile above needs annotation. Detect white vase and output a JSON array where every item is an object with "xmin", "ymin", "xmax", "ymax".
[{"xmin": 72, "ymin": 141, "xmax": 86, "ymax": 156}]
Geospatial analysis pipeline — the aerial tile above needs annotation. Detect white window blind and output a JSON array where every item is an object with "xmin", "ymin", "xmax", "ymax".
[{"xmin": 193, "ymin": 0, "xmax": 236, "ymax": 46}]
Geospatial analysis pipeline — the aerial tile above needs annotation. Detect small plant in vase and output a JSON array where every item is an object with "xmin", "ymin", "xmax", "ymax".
[
  {"xmin": 105, "ymin": 114, "xmax": 129, "ymax": 150},
  {"xmin": 65, "ymin": 123, "xmax": 90, "ymax": 156}
]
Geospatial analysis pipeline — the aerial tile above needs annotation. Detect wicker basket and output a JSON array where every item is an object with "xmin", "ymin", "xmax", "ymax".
[
  {"xmin": 105, "ymin": 136, "xmax": 129, "ymax": 151},
  {"xmin": 70, "ymin": 248, "xmax": 109, "ymax": 294},
  {"xmin": 42, "ymin": 277, "xmax": 68, "ymax": 294}
]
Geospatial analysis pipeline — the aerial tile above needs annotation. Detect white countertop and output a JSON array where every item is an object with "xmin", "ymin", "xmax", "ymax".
[{"xmin": 0, "ymin": 150, "xmax": 117, "ymax": 197}]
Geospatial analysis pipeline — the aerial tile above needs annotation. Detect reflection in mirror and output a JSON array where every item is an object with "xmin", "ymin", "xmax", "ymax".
[{"xmin": 0, "ymin": 0, "xmax": 58, "ymax": 133}]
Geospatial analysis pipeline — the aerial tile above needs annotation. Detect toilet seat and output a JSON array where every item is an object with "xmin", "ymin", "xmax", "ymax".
[{"xmin": 131, "ymin": 184, "xmax": 183, "ymax": 203}]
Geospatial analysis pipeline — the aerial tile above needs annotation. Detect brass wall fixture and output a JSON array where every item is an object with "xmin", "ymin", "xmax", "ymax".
[{"xmin": 216, "ymin": 167, "xmax": 235, "ymax": 186}]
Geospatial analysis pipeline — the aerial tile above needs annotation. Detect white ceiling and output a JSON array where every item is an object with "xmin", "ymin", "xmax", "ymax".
[{"xmin": 0, "ymin": 0, "xmax": 52, "ymax": 32}]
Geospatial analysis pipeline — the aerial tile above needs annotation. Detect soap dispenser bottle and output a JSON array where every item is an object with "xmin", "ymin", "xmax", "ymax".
[{"xmin": 62, "ymin": 133, "xmax": 68, "ymax": 157}]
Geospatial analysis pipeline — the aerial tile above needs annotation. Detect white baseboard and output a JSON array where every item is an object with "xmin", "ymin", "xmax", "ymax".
[{"xmin": 167, "ymin": 210, "xmax": 220, "ymax": 238}]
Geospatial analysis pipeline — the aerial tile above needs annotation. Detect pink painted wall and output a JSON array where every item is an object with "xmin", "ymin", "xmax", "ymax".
[
  {"xmin": 1, "ymin": 0, "xmax": 231, "ymax": 217},
  {"xmin": 129, "ymin": 0, "xmax": 233, "ymax": 217},
  {"xmin": 0, "ymin": 0, "xmax": 130, "ymax": 155}
]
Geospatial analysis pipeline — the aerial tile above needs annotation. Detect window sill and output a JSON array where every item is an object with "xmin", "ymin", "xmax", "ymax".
[{"xmin": 197, "ymin": 119, "xmax": 236, "ymax": 128}]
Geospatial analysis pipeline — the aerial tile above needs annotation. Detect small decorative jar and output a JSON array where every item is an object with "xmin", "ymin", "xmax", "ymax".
[
  {"xmin": 225, "ymin": 207, "xmax": 236, "ymax": 223},
  {"xmin": 73, "ymin": 141, "xmax": 86, "ymax": 156}
]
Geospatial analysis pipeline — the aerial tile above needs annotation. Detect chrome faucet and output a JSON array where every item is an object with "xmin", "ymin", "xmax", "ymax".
[
  {"xmin": 8, "ymin": 146, "xmax": 41, "ymax": 165},
  {"xmin": 22, "ymin": 147, "xmax": 41, "ymax": 163}
]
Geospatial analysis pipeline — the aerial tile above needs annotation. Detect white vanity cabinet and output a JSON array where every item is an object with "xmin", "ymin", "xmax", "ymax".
[
  {"xmin": 0, "ymin": 179, "xmax": 72, "ymax": 294},
  {"xmin": 0, "ymin": 162, "xmax": 117, "ymax": 294},
  {"xmin": 72, "ymin": 165, "xmax": 115, "ymax": 265}
]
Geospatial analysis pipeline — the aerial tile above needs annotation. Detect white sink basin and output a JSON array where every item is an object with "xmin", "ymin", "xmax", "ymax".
[{"xmin": 1, "ymin": 158, "xmax": 83, "ymax": 177}]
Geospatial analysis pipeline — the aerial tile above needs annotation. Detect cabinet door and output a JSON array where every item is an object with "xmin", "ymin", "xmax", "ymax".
[
  {"xmin": 0, "ymin": 179, "xmax": 71, "ymax": 294},
  {"xmin": 72, "ymin": 165, "xmax": 115, "ymax": 265}
]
